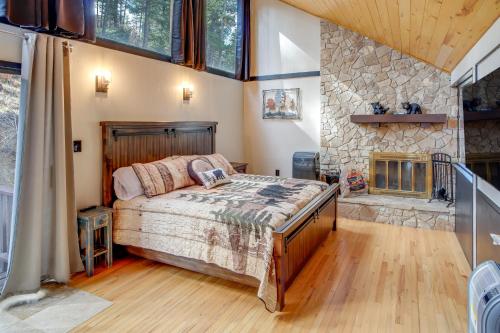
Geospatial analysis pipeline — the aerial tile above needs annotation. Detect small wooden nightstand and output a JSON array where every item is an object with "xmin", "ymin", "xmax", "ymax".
[
  {"xmin": 77, "ymin": 207, "xmax": 113, "ymax": 277},
  {"xmin": 230, "ymin": 162, "xmax": 248, "ymax": 174}
]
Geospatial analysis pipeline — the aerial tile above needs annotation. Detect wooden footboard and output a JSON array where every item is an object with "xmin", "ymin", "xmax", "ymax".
[{"xmin": 273, "ymin": 184, "xmax": 339, "ymax": 310}]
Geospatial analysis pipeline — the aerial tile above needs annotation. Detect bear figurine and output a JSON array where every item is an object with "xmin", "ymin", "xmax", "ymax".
[
  {"xmin": 371, "ymin": 102, "xmax": 389, "ymax": 115},
  {"xmin": 401, "ymin": 102, "xmax": 422, "ymax": 114}
]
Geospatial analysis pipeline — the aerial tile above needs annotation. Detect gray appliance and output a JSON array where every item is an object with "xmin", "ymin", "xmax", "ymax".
[
  {"xmin": 468, "ymin": 261, "xmax": 500, "ymax": 333},
  {"xmin": 292, "ymin": 152, "xmax": 320, "ymax": 180}
]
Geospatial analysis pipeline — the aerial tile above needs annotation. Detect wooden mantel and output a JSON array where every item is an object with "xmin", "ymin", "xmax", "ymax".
[{"xmin": 350, "ymin": 114, "xmax": 447, "ymax": 128}]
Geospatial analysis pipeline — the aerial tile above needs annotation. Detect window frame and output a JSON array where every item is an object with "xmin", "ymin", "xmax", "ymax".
[
  {"xmin": 94, "ymin": 37, "xmax": 239, "ymax": 80},
  {"xmin": 0, "ymin": 61, "xmax": 21, "ymax": 75},
  {"xmin": 96, "ymin": 37, "xmax": 172, "ymax": 63},
  {"xmin": 0, "ymin": 61, "xmax": 21, "ymax": 283},
  {"xmin": 206, "ymin": 66, "xmax": 236, "ymax": 80}
]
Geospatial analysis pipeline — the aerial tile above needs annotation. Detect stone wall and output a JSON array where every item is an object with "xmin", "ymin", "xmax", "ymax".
[{"xmin": 320, "ymin": 21, "xmax": 460, "ymax": 177}]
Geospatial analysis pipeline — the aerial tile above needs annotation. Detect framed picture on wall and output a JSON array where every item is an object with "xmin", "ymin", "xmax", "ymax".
[{"xmin": 262, "ymin": 88, "xmax": 301, "ymax": 120}]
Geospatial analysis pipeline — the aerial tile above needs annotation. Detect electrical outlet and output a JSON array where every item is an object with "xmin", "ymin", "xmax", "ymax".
[
  {"xmin": 275, "ymin": 169, "xmax": 280, "ymax": 177},
  {"xmin": 73, "ymin": 140, "xmax": 82, "ymax": 152}
]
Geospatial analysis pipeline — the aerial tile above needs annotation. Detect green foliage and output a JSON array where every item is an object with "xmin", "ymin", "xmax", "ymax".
[
  {"xmin": 96, "ymin": 0, "xmax": 172, "ymax": 55},
  {"xmin": 0, "ymin": 73, "xmax": 20, "ymax": 188},
  {"xmin": 206, "ymin": 0, "xmax": 237, "ymax": 73}
]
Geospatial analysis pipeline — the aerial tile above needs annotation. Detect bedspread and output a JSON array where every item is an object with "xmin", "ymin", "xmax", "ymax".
[{"xmin": 113, "ymin": 174, "xmax": 327, "ymax": 311}]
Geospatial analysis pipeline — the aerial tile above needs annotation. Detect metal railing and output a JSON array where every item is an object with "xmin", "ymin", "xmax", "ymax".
[
  {"xmin": 0, "ymin": 186, "xmax": 13, "ymax": 276},
  {"xmin": 454, "ymin": 164, "xmax": 500, "ymax": 269}
]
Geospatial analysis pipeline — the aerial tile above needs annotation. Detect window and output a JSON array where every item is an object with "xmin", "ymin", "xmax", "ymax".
[
  {"xmin": 206, "ymin": 0, "xmax": 238, "ymax": 74},
  {"xmin": 94, "ymin": 0, "xmax": 244, "ymax": 79},
  {"xmin": 0, "ymin": 65, "xmax": 20, "ymax": 278},
  {"xmin": 96, "ymin": 0, "xmax": 172, "ymax": 56},
  {"xmin": 0, "ymin": 70, "xmax": 20, "ymax": 189}
]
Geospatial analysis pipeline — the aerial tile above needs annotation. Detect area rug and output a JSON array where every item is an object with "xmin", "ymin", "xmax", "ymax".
[{"xmin": 0, "ymin": 283, "xmax": 112, "ymax": 333}]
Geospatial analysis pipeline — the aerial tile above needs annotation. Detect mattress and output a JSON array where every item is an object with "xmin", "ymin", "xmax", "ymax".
[{"xmin": 113, "ymin": 173, "xmax": 327, "ymax": 311}]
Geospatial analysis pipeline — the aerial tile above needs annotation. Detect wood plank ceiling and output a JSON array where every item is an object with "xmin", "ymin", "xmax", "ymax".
[{"xmin": 280, "ymin": 0, "xmax": 500, "ymax": 72}]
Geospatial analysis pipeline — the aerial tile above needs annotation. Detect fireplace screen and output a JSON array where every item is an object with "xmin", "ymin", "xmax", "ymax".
[{"xmin": 369, "ymin": 152, "xmax": 432, "ymax": 198}]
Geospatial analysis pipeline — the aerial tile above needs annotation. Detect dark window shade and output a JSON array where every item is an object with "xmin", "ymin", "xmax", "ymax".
[
  {"xmin": 96, "ymin": 0, "xmax": 172, "ymax": 56},
  {"xmin": 235, "ymin": 0, "xmax": 250, "ymax": 81},
  {"xmin": 0, "ymin": 0, "xmax": 95, "ymax": 40},
  {"xmin": 171, "ymin": 0, "xmax": 206, "ymax": 70}
]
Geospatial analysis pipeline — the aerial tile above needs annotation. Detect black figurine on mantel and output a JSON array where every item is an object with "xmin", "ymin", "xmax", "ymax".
[
  {"xmin": 401, "ymin": 102, "xmax": 422, "ymax": 114},
  {"xmin": 370, "ymin": 102, "xmax": 389, "ymax": 115}
]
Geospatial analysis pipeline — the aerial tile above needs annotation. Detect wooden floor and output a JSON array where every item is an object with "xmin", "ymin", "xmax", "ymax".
[{"xmin": 70, "ymin": 219, "xmax": 470, "ymax": 332}]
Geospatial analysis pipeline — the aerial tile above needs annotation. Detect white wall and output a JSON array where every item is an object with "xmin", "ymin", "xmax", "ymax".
[
  {"xmin": 0, "ymin": 25, "xmax": 244, "ymax": 209},
  {"xmin": 70, "ymin": 42, "xmax": 243, "ymax": 209},
  {"xmin": 250, "ymin": 0, "xmax": 320, "ymax": 76},
  {"xmin": 243, "ymin": 0, "xmax": 320, "ymax": 177}
]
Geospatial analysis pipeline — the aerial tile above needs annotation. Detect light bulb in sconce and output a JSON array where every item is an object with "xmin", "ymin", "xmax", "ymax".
[
  {"xmin": 183, "ymin": 86, "xmax": 193, "ymax": 102},
  {"xmin": 95, "ymin": 70, "xmax": 111, "ymax": 93}
]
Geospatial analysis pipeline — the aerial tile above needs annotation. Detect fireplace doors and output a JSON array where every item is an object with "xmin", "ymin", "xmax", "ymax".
[{"xmin": 369, "ymin": 152, "xmax": 432, "ymax": 198}]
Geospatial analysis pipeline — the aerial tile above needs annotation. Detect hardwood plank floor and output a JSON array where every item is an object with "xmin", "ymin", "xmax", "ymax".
[{"xmin": 70, "ymin": 219, "xmax": 470, "ymax": 332}]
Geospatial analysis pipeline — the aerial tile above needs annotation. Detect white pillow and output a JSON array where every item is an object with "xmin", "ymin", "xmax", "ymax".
[
  {"xmin": 113, "ymin": 166, "xmax": 144, "ymax": 200},
  {"xmin": 197, "ymin": 168, "xmax": 232, "ymax": 189}
]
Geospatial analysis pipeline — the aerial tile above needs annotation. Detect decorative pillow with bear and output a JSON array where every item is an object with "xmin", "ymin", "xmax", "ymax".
[
  {"xmin": 197, "ymin": 168, "xmax": 232, "ymax": 189},
  {"xmin": 187, "ymin": 157, "xmax": 215, "ymax": 185}
]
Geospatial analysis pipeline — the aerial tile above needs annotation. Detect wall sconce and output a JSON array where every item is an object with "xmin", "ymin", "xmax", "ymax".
[
  {"xmin": 183, "ymin": 87, "xmax": 193, "ymax": 102},
  {"xmin": 95, "ymin": 70, "xmax": 111, "ymax": 93}
]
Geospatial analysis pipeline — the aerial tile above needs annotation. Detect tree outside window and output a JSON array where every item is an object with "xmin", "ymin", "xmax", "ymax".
[
  {"xmin": 96, "ymin": 0, "xmax": 172, "ymax": 55},
  {"xmin": 0, "ymin": 72, "xmax": 20, "ymax": 188},
  {"xmin": 206, "ymin": 0, "xmax": 238, "ymax": 74}
]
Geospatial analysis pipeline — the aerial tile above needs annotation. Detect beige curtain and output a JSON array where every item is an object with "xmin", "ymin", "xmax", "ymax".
[{"xmin": 2, "ymin": 33, "xmax": 83, "ymax": 296}]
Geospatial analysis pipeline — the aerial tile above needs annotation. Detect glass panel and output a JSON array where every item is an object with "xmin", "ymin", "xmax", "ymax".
[
  {"xmin": 0, "ymin": 72, "xmax": 20, "ymax": 279},
  {"xmin": 490, "ymin": 162, "xmax": 500, "ymax": 191},
  {"xmin": 96, "ymin": 0, "xmax": 172, "ymax": 56},
  {"xmin": 401, "ymin": 161, "xmax": 412, "ymax": 191},
  {"xmin": 414, "ymin": 163, "xmax": 427, "ymax": 192},
  {"xmin": 472, "ymin": 163, "xmax": 487, "ymax": 182},
  {"xmin": 388, "ymin": 161, "xmax": 399, "ymax": 189},
  {"xmin": 375, "ymin": 161, "xmax": 386, "ymax": 189},
  {"xmin": 206, "ymin": 0, "xmax": 238, "ymax": 74}
]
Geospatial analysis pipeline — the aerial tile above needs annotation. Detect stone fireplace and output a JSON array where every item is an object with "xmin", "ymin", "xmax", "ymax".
[{"xmin": 320, "ymin": 21, "xmax": 461, "ymax": 231}]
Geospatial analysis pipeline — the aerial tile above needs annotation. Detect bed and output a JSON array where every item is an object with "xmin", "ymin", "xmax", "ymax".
[{"xmin": 101, "ymin": 121, "xmax": 339, "ymax": 311}]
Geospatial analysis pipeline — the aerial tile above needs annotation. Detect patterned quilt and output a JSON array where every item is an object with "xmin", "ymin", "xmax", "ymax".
[{"xmin": 113, "ymin": 174, "xmax": 327, "ymax": 311}]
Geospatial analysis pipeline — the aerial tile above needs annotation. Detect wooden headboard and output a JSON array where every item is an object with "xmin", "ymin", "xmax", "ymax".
[{"xmin": 100, "ymin": 121, "xmax": 218, "ymax": 207}]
